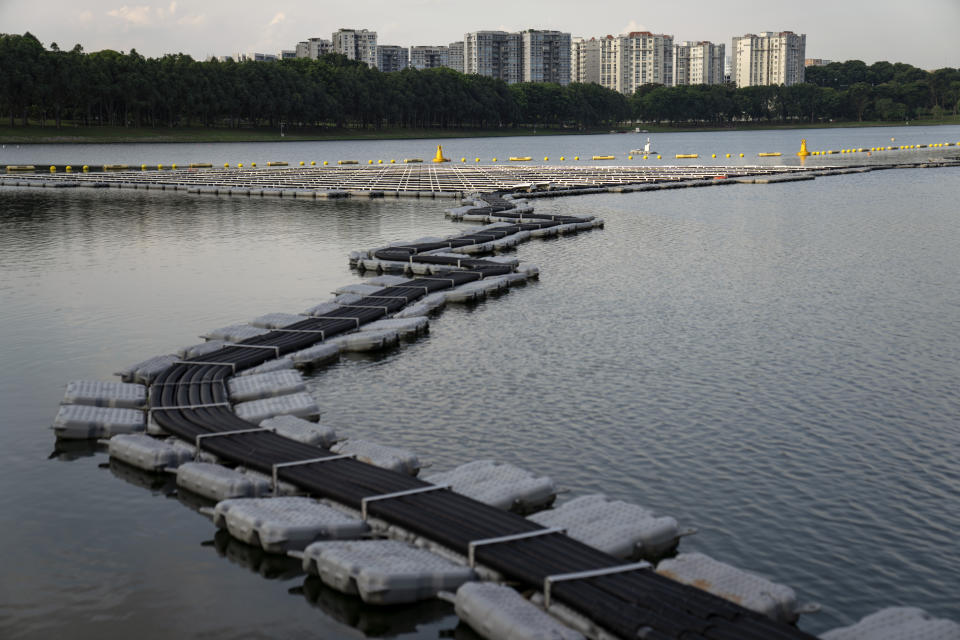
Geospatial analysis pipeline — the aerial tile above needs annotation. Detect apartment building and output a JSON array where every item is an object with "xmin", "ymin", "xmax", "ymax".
[
  {"xmin": 732, "ymin": 31, "xmax": 806, "ymax": 87},
  {"xmin": 377, "ymin": 45, "xmax": 409, "ymax": 72},
  {"xmin": 673, "ymin": 41, "xmax": 725, "ymax": 85},
  {"xmin": 448, "ymin": 41, "xmax": 465, "ymax": 73},
  {"xmin": 410, "ymin": 46, "xmax": 449, "ymax": 70},
  {"xmin": 464, "ymin": 31, "xmax": 523, "ymax": 83},
  {"xmin": 572, "ymin": 32, "xmax": 673, "ymax": 93},
  {"xmin": 295, "ymin": 37, "xmax": 333, "ymax": 59},
  {"xmin": 332, "ymin": 28, "xmax": 378, "ymax": 68},
  {"xmin": 521, "ymin": 30, "xmax": 571, "ymax": 85}
]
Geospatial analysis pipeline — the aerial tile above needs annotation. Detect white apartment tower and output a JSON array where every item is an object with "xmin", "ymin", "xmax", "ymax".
[
  {"xmin": 572, "ymin": 32, "xmax": 673, "ymax": 94},
  {"xmin": 521, "ymin": 30, "xmax": 571, "ymax": 85},
  {"xmin": 673, "ymin": 41, "xmax": 725, "ymax": 85},
  {"xmin": 448, "ymin": 41, "xmax": 465, "ymax": 73},
  {"xmin": 377, "ymin": 45, "xmax": 409, "ymax": 72},
  {"xmin": 464, "ymin": 31, "xmax": 523, "ymax": 83},
  {"xmin": 732, "ymin": 31, "xmax": 806, "ymax": 87},
  {"xmin": 295, "ymin": 38, "xmax": 333, "ymax": 60},
  {"xmin": 332, "ymin": 28, "xmax": 378, "ymax": 68},
  {"xmin": 410, "ymin": 46, "xmax": 449, "ymax": 70},
  {"xmin": 571, "ymin": 37, "xmax": 601, "ymax": 85}
]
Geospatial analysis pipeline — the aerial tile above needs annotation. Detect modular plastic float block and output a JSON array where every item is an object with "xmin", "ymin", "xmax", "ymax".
[
  {"xmin": 820, "ymin": 607, "xmax": 960, "ymax": 640},
  {"xmin": 359, "ymin": 316, "xmax": 429, "ymax": 339},
  {"xmin": 424, "ymin": 460, "xmax": 556, "ymax": 514},
  {"xmin": 200, "ymin": 323, "xmax": 270, "ymax": 342},
  {"xmin": 656, "ymin": 552, "xmax": 800, "ymax": 624},
  {"xmin": 233, "ymin": 391, "xmax": 321, "ymax": 423},
  {"xmin": 529, "ymin": 494, "xmax": 680, "ymax": 560},
  {"xmin": 115, "ymin": 353, "xmax": 178, "ymax": 384},
  {"xmin": 454, "ymin": 582, "xmax": 584, "ymax": 640},
  {"xmin": 108, "ymin": 434, "xmax": 194, "ymax": 471},
  {"xmin": 333, "ymin": 283, "xmax": 385, "ymax": 297},
  {"xmin": 227, "ymin": 370, "xmax": 306, "ymax": 403},
  {"xmin": 237, "ymin": 357, "xmax": 296, "ymax": 376},
  {"xmin": 301, "ymin": 539, "xmax": 476, "ymax": 604},
  {"xmin": 330, "ymin": 439, "xmax": 421, "ymax": 476},
  {"xmin": 260, "ymin": 414, "xmax": 337, "ymax": 448},
  {"xmin": 52, "ymin": 404, "xmax": 146, "ymax": 440},
  {"xmin": 289, "ymin": 343, "xmax": 341, "ymax": 368},
  {"xmin": 214, "ymin": 497, "xmax": 369, "ymax": 552},
  {"xmin": 176, "ymin": 462, "xmax": 272, "ymax": 501},
  {"xmin": 62, "ymin": 379, "xmax": 146, "ymax": 409},
  {"xmin": 176, "ymin": 339, "xmax": 228, "ymax": 359}
]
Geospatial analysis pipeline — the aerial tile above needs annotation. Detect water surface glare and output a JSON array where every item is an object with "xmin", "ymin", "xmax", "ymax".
[{"xmin": 1, "ymin": 133, "xmax": 958, "ymax": 639}]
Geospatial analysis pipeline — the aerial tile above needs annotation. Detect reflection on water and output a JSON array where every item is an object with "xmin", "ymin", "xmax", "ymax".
[
  {"xmin": 1, "ymin": 130, "xmax": 959, "ymax": 639},
  {"xmin": 206, "ymin": 529, "xmax": 304, "ymax": 582},
  {"xmin": 293, "ymin": 576, "xmax": 455, "ymax": 638}
]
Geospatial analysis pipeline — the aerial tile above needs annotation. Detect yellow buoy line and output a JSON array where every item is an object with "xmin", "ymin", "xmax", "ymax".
[{"xmin": 11, "ymin": 139, "xmax": 959, "ymax": 175}]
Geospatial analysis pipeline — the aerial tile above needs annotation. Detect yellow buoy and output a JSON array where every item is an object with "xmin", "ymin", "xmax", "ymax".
[
  {"xmin": 560, "ymin": 156, "xmax": 564, "ymax": 161},
  {"xmin": 492, "ymin": 158, "xmax": 497, "ymax": 162},
  {"xmin": 797, "ymin": 138, "xmax": 810, "ymax": 157},
  {"xmin": 158, "ymin": 164, "xmax": 164, "ymax": 170},
  {"xmin": 82, "ymin": 165, "xmax": 89, "ymax": 172},
  {"xmin": 311, "ymin": 161, "xmax": 316, "ymax": 166},
  {"xmin": 628, "ymin": 155, "xmax": 633, "ymax": 160},
  {"xmin": 711, "ymin": 154, "xmax": 716, "ymax": 158},
  {"xmin": 726, "ymin": 153, "xmax": 731, "ymax": 158},
  {"xmin": 49, "ymin": 165, "xmax": 56, "ymax": 172},
  {"xmin": 238, "ymin": 163, "xmax": 243, "ymax": 168},
  {"xmin": 172, "ymin": 163, "xmax": 177, "ymax": 169},
  {"xmin": 300, "ymin": 161, "xmax": 305, "ymax": 166},
  {"xmin": 323, "ymin": 161, "xmax": 329, "ymax": 166},
  {"xmin": 251, "ymin": 162, "xmax": 256, "ymax": 167},
  {"xmin": 141, "ymin": 164, "xmax": 147, "ymax": 170},
  {"xmin": 461, "ymin": 157, "xmax": 466, "ymax": 162},
  {"xmin": 544, "ymin": 157, "xmax": 549, "ymax": 161},
  {"xmin": 433, "ymin": 145, "xmax": 450, "ymax": 163},
  {"xmin": 475, "ymin": 158, "xmax": 480, "ymax": 162},
  {"xmin": 574, "ymin": 156, "xmax": 579, "ymax": 160},
  {"xmin": 657, "ymin": 155, "xmax": 661, "ymax": 159},
  {"xmin": 390, "ymin": 159, "xmax": 395, "ymax": 163},
  {"xmin": 643, "ymin": 155, "xmax": 648, "ymax": 160},
  {"xmin": 65, "ymin": 165, "xmax": 72, "ymax": 172},
  {"xmin": 739, "ymin": 153, "xmax": 744, "ymax": 158}
]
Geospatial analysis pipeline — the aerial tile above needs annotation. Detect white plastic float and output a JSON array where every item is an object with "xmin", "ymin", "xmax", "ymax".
[
  {"xmin": 200, "ymin": 324, "xmax": 270, "ymax": 342},
  {"xmin": 214, "ymin": 497, "xmax": 369, "ymax": 552},
  {"xmin": 62, "ymin": 380, "xmax": 146, "ymax": 409},
  {"xmin": 260, "ymin": 414, "xmax": 337, "ymax": 448},
  {"xmin": 108, "ymin": 433, "xmax": 193, "ymax": 471},
  {"xmin": 227, "ymin": 370, "xmax": 306, "ymax": 403},
  {"xmin": 176, "ymin": 462, "xmax": 272, "ymax": 501},
  {"xmin": 300, "ymin": 539, "xmax": 475, "ymax": 604},
  {"xmin": 330, "ymin": 439, "xmax": 421, "ymax": 476},
  {"xmin": 449, "ymin": 582, "xmax": 584, "ymax": 640},
  {"xmin": 237, "ymin": 356, "xmax": 297, "ymax": 376},
  {"xmin": 424, "ymin": 460, "xmax": 556, "ymax": 514},
  {"xmin": 656, "ymin": 552, "xmax": 808, "ymax": 624},
  {"xmin": 328, "ymin": 329, "xmax": 400, "ymax": 353},
  {"xmin": 359, "ymin": 316, "xmax": 429, "ymax": 339},
  {"xmin": 333, "ymin": 283, "xmax": 385, "ymax": 297},
  {"xmin": 820, "ymin": 607, "xmax": 960, "ymax": 640},
  {"xmin": 176, "ymin": 340, "xmax": 228, "ymax": 359},
  {"xmin": 393, "ymin": 292, "xmax": 447, "ymax": 318},
  {"xmin": 529, "ymin": 494, "xmax": 683, "ymax": 560},
  {"xmin": 115, "ymin": 353, "xmax": 178, "ymax": 384},
  {"xmin": 289, "ymin": 342, "xmax": 341, "ymax": 368},
  {"xmin": 52, "ymin": 405, "xmax": 145, "ymax": 439},
  {"xmin": 233, "ymin": 391, "xmax": 321, "ymax": 423}
]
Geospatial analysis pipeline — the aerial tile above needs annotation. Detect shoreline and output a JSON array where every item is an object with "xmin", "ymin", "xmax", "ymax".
[{"xmin": 2, "ymin": 118, "xmax": 958, "ymax": 145}]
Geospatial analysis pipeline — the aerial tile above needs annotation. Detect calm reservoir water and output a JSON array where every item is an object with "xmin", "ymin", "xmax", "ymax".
[{"xmin": 1, "ymin": 126, "xmax": 958, "ymax": 639}]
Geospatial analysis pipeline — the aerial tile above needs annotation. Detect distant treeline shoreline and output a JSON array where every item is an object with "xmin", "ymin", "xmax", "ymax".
[{"xmin": 2, "ymin": 33, "xmax": 958, "ymax": 132}]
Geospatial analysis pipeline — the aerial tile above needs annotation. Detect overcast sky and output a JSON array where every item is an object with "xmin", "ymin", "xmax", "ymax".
[{"xmin": 2, "ymin": 0, "xmax": 958, "ymax": 69}]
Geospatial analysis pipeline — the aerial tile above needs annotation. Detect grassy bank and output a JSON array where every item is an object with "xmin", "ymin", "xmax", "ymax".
[{"xmin": 1, "ymin": 115, "xmax": 958, "ymax": 144}]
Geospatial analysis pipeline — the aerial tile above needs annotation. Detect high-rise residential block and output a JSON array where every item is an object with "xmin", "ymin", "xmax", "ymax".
[
  {"xmin": 332, "ymin": 28, "xmax": 378, "ymax": 68},
  {"xmin": 521, "ymin": 30, "xmax": 571, "ymax": 85},
  {"xmin": 377, "ymin": 45, "xmax": 409, "ymax": 72},
  {"xmin": 732, "ymin": 31, "xmax": 806, "ymax": 87},
  {"xmin": 296, "ymin": 37, "xmax": 333, "ymax": 60},
  {"xmin": 571, "ymin": 32, "xmax": 673, "ymax": 94},
  {"xmin": 673, "ymin": 41, "xmax": 725, "ymax": 85},
  {"xmin": 410, "ymin": 46, "xmax": 449, "ymax": 70},
  {"xmin": 464, "ymin": 31, "xmax": 523, "ymax": 83},
  {"xmin": 448, "ymin": 41, "xmax": 464, "ymax": 73}
]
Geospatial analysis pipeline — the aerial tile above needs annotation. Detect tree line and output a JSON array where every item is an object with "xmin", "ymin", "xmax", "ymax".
[{"xmin": 2, "ymin": 33, "xmax": 958, "ymax": 131}]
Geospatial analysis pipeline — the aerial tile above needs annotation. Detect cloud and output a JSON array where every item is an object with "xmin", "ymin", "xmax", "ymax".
[
  {"xmin": 621, "ymin": 19, "xmax": 648, "ymax": 35},
  {"xmin": 269, "ymin": 12, "xmax": 285, "ymax": 26},
  {"xmin": 177, "ymin": 14, "xmax": 206, "ymax": 26},
  {"xmin": 107, "ymin": 5, "xmax": 154, "ymax": 26}
]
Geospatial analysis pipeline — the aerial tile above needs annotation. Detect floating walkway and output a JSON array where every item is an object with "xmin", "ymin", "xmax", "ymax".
[{"xmin": 49, "ymin": 184, "xmax": 959, "ymax": 639}]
